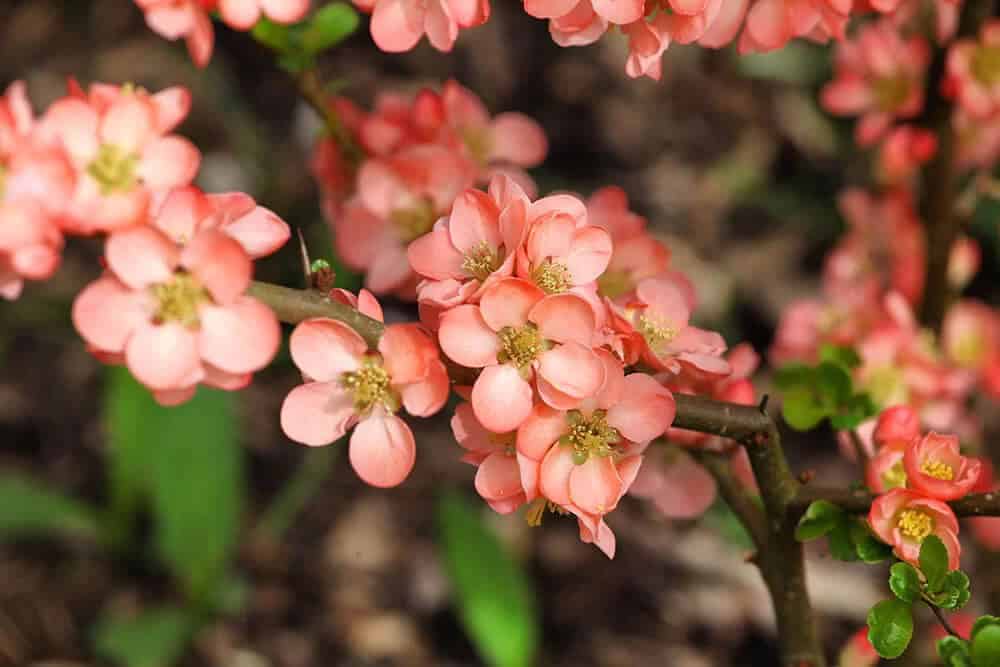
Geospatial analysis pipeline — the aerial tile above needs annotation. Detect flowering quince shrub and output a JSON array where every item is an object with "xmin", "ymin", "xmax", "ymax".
[{"xmin": 7, "ymin": 0, "xmax": 1000, "ymax": 665}]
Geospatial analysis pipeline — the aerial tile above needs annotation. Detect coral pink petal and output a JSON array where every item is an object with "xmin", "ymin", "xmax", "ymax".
[
  {"xmin": 151, "ymin": 86, "xmax": 192, "ymax": 134},
  {"xmin": 379, "ymin": 323, "xmax": 436, "ymax": 384},
  {"xmin": 526, "ymin": 213, "xmax": 575, "ymax": 262},
  {"xmin": 125, "ymin": 322, "xmax": 201, "ymax": 391},
  {"xmin": 72, "ymin": 276, "xmax": 149, "ymax": 352},
  {"xmin": 407, "ymin": 226, "xmax": 466, "ymax": 280},
  {"xmin": 648, "ymin": 455, "xmax": 718, "ymax": 518},
  {"xmin": 480, "ymin": 278, "xmax": 545, "ymax": 330},
  {"xmin": 181, "ymin": 230, "xmax": 251, "ymax": 304},
  {"xmin": 516, "ymin": 403, "xmax": 567, "ymax": 461},
  {"xmin": 539, "ymin": 444, "xmax": 575, "ymax": 505},
  {"xmin": 289, "ymin": 318, "xmax": 365, "ymax": 382},
  {"xmin": 106, "ymin": 227, "xmax": 179, "ymax": 289},
  {"xmin": 490, "ymin": 114, "xmax": 548, "ymax": 168},
  {"xmin": 529, "ymin": 293, "xmax": 596, "ymax": 345},
  {"xmin": 280, "ymin": 382, "xmax": 354, "ymax": 446},
  {"xmin": 349, "ymin": 414, "xmax": 417, "ymax": 488},
  {"xmin": 370, "ymin": 0, "xmax": 424, "ymax": 52},
  {"xmin": 607, "ymin": 374, "xmax": 676, "ymax": 443},
  {"xmin": 569, "ymin": 456, "xmax": 623, "ymax": 515},
  {"xmin": 198, "ymin": 299, "xmax": 280, "ymax": 374},
  {"xmin": 591, "ymin": 0, "xmax": 643, "ymax": 23},
  {"xmin": 524, "ymin": 0, "xmax": 578, "ymax": 19},
  {"xmin": 139, "ymin": 136, "xmax": 200, "ymax": 189},
  {"xmin": 219, "ymin": 0, "xmax": 262, "ymax": 29},
  {"xmin": 400, "ymin": 361, "xmax": 450, "ymax": 417},
  {"xmin": 566, "ymin": 226, "xmax": 612, "ymax": 284},
  {"xmin": 439, "ymin": 304, "xmax": 499, "ymax": 367},
  {"xmin": 537, "ymin": 342, "xmax": 605, "ymax": 399},
  {"xmin": 471, "ymin": 364, "xmax": 534, "ymax": 432},
  {"xmin": 365, "ymin": 243, "xmax": 413, "ymax": 294},
  {"xmin": 222, "ymin": 206, "xmax": 291, "ymax": 258},
  {"xmin": 475, "ymin": 451, "xmax": 523, "ymax": 500},
  {"xmin": 153, "ymin": 186, "xmax": 208, "ymax": 243},
  {"xmin": 100, "ymin": 97, "xmax": 155, "ymax": 154},
  {"xmin": 261, "ymin": 0, "xmax": 311, "ymax": 23},
  {"xmin": 449, "ymin": 190, "xmax": 502, "ymax": 254}
]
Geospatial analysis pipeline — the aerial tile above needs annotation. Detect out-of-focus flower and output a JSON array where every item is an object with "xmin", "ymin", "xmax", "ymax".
[
  {"xmin": 902, "ymin": 431, "xmax": 983, "ymax": 501},
  {"xmin": 946, "ymin": 20, "xmax": 1000, "ymax": 118},
  {"xmin": 133, "ymin": 0, "xmax": 214, "ymax": 67},
  {"xmin": 355, "ymin": 0, "xmax": 489, "ymax": 52}
]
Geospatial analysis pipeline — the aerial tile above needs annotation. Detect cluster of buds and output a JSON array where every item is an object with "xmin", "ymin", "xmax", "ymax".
[
  {"xmin": 311, "ymin": 80, "xmax": 547, "ymax": 299},
  {"xmin": 867, "ymin": 406, "xmax": 984, "ymax": 570},
  {"xmin": 0, "ymin": 79, "xmax": 292, "ymax": 404}
]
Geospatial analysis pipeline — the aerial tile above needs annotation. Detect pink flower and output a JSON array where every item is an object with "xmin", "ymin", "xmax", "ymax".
[
  {"xmin": 133, "ymin": 0, "xmax": 215, "ymax": 67},
  {"xmin": 622, "ymin": 15, "xmax": 673, "ymax": 81},
  {"xmin": 0, "ymin": 200, "xmax": 64, "ymax": 300},
  {"xmin": 586, "ymin": 186, "xmax": 647, "ymax": 242},
  {"xmin": 948, "ymin": 236, "xmax": 980, "ymax": 290},
  {"xmin": 868, "ymin": 488, "xmax": 960, "ymax": 570},
  {"xmin": 597, "ymin": 233, "xmax": 670, "ymax": 301},
  {"xmin": 838, "ymin": 628, "xmax": 879, "ymax": 667},
  {"xmin": 866, "ymin": 440, "xmax": 907, "ymax": 493},
  {"xmin": 73, "ymin": 226, "xmax": 280, "ymax": 405},
  {"xmin": 525, "ymin": 0, "xmax": 642, "ymax": 26},
  {"xmin": 946, "ymin": 20, "xmax": 1000, "ymax": 118},
  {"xmin": 903, "ymin": 431, "xmax": 982, "ymax": 501},
  {"xmin": 358, "ymin": 0, "xmax": 489, "ymax": 53},
  {"xmin": 41, "ymin": 83, "xmax": 200, "ymax": 234},
  {"xmin": 628, "ymin": 446, "xmax": 718, "ymax": 518},
  {"xmin": 437, "ymin": 277, "xmax": 606, "ymax": 432},
  {"xmin": 873, "ymin": 405, "xmax": 921, "ymax": 448},
  {"xmin": 942, "ymin": 300, "xmax": 998, "ymax": 372},
  {"xmin": 549, "ymin": 0, "xmax": 609, "ymax": 47},
  {"xmin": 739, "ymin": 0, "xmax": 850, "ymax": 54},
  {"xmin": 878, "ymin": 125, "xmax": 937, "ymax": 184},
  {"xmin": 151, "ymin": 186, "xmax": 291, "ymax": 258},
  {"xmin": 821, "ymin": 20, "xmax": 929, "ymax": 145},
  {"xmin": 281, "ymin": 318, "xmax": 449, "ymax": 487},
  {"xmin": 452, "ymin": 401, "xmax": 527, "ymax": 514},
  {"xmin": 217, "ymin": 0, "xmax": 310, "ymax": 30}
]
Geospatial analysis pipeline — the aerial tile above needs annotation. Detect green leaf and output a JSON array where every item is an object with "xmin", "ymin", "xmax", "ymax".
[
  {"xmin": 933, "ymin": 570, "xmax": 972, "ymax": 611},
  {"xmin": 971, "ymin": 624, "xmax": 1000, "ymax": 666},
  {"xmin": 250, "ymin": 18, "xmax": 292, "ymax": 53},
  {"xmin": 816, "ymin": 361, "xmax": 853, "ymax": 405},
  {"xmin": 437, "ymin": 491, "xmax": 538, "ymax": 667},
  {"xmin": 852, "ymin": 522, "xmax": 892, "ymax": 563},
  {"xmin": 972, "ymin": 616, "xmax": 1000, "ymax": 640},
  {"xmin": 827, "ymin": 518, "xmax": 859, "ymax": 561},
  {"xmin": 795, "ymin": 500, "xmax": 843, "ymax": 541},
  {"xmin": 867, "ymin": 598, "xmax": 914, "ymax": 659},
  {"xmin": 145, "ymin": 387, "xmax": 244, "ymax": 601},
  {"xmin": 299, "ymin": 3, "xmax": 359, "ymax": 54},
  {"xmin": 104, "ymin": 367, "xmax": 154, "ymax": 543},
  {"xmin": 938, "ymin": 636, "xmax": 972, "ymax": 667},
  {"xmin": 888, "ymin": 562, "xmax": 922, "ymax": 603},
  {"xmin": 93, "ymin": 605, "xmax": 195, "ymax": 667},
  {"xmin": 830, "ymin": 393, "xmax": 878, "ymax": 431},
  {"xmin": 0, "ymin": 475, "xmax": 101, "ymax": 541},
  {"xmin": 774, "ymin": 363, "xmax": 815, "ymax": 390},
  {"xmin": 819, "ymin": 344, "xmax": 862, "ymax": 370},
  {"xmin": 920, "ymin": 535, "xmax": 950, "ymax": 592},
  {"xmin": 782, "ymin": 388, "xmax": 830, "ymax": 431}
]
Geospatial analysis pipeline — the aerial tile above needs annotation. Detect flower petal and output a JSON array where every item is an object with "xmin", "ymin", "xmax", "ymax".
[{"xmin": 349, "ymin": 414, "xmax": 417, "ymax": 487}]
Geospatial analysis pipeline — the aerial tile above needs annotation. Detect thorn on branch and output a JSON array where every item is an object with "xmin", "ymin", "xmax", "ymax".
[{"xmin": 758, "ymin": 394, "xmax": 770, "ymax": 415}]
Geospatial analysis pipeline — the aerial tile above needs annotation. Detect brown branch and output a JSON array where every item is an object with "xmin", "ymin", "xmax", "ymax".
[
  {"xmin": 792, "ymin": 485, "xmax": 1000, "ymax": 518},
  {"xmin": 926, "ymin": 599, "xmax": 964, "ymax": 639},
  {"xmin": 248, "ymin": 281, "xmax": 384, "ymax": 347}
]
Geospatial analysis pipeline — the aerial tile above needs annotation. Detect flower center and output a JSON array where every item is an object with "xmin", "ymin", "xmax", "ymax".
[
  {"xmin": 863, "ymin": 364, "xmax": 908, "ymax": 409},
  {"xmin": 391, "ymin": 197, "xmax": 437, "ymax": 243},
  {"xmin": 525, "ymin": 497, "xmax": 569, "ymax": 527},
  {"xmin": 972, "ymin": 45, "xmax": 1000, "ymax": 86},
  {"xmin": 0, "ymin": 164, "xmax": 7, "ymax": 199},
  {"xmin": 951, "ymin": 333, "xmax": 985, "ymax": 368},
  {"xmin": 871, "ymin": 76, "xmax": 911, "ymax": 112},
  {"xmin": 462, "ymin": 241, "xmax": 503, "ymax": 281},
  {"xmin": 496, "ymin": 323, "xmax": 545, "ymax": 369},
  {"xmin": 920, "ymin": 459, "xmax": 955, "ymax": 481},
  {"xmin": 897, "ymin": 508, "xmax": 934, "ymax": 542},
  {"xmin": 150, "ymin": 272, "xmax": 210, "ymax": 328},
  {"xmin": 881, "ymin": 461, "xmax": 907, "ymax": 490},
  {"xmin": 637, "ymin": 313, "xmax": 678, "ymax": 352},
  {"xmin": 461, "ymin": 128, "xmax": 493, "ymax": 167},
  {"xmin": 340, "ymin": 357, "xmax": 398, "ymax": 415},
  {"xmin": 87, "ymin": 144, "xmax": 139, "ymax": 195},
  {"xmin": 597, "ymin": 269, "xmax": 632, "ymax": 300},
  {"xmin": 532, "ymin": 260, "xmax": 572, "ymax": 294},
  {"xmin": 560, "ymin": 410, "xmax": 622, "ymax": 465}
]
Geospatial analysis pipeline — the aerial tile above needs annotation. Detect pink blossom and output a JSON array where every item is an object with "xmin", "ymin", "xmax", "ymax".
[
  {"xmin": 902, "ymin": 431, "xmax": 982, "ymax": 501},
  {"xmin": 629, "ymin": 446, "xmax": 718, "ymax": 518},
  {"xmin": 878, "ymin": 125, "xmax": 937, "ymax": 184},
  {"xmin": 865, "ymin": 440, "xmax": 907, "ymax": 493},
  {"xmin": 525, "ymin": 0, "xmax": 642, "ymax": 26},
  {"xmin": 217, "ymin": 0, "xmax": 310, "ymax": 30},
  {"xmin": 437, "ymin": 277, "xmax": 606, "ymax": 432},
  {"xmin": 41, "ymin": 83, "xmax": 200, "ymax": 234},
  {"xmin": 948, "ymin": 236, "xmax": 980, "ymax": 290},
  {"xmin": 946, "ymin": 20, "xmax": 1000, "ymax": 118},
  {"xmin": 838, "ymin": 628, "xmax": 879, "ymax": 667},
  {"xmin": 0, "ymin": 200, "xmax": 64, "ymax": 300},
  {"xmin": 586, "ymin": 186, "xmax": 647, "ymax": 241},
  {"xmin": 133, "ymin": 0, "xmax": 215, "ymax": 67},
  {"xmin": 151, "ymin": 186, "xmax": 291, "ymax": 258},
  {"xmin": 821, "ymin": 20, "xmax": 929, "ymax": 145},
  {"xmin": 357, "ymin": 0, "xmax": 489, "ymax": 53},
  {"xmin": 281, "ymin": 318, "xmax": 449, "ymax": 487},
  {"xmin": 72, "ymin": 226, "xmax": 280, "ymax": 404},
  {"xmin": 452, "ymin": 401, "xmax": 527, "ymax": 514},
  {"xmin": 739, "ymin": 0, "xmax": 850, "ymax": 54},
  {"xmin": 868, "ymin": 488, "xmax": 960, "ymax": 569},
  {"xmin": 872, "ymin": 405, "xmax": 921, "ymax": 448},
  {"xmin": 549, "ymin": 0, "xmax": 609, "ymax": 47}
]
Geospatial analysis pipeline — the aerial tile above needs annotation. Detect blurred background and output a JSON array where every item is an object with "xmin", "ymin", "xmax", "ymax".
[{"xmin": 3, "ymin": 1, "xmax": 1000, "ymax": 666}]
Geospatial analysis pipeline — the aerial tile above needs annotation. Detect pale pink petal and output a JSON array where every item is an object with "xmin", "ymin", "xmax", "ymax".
[
  {"xmin": 591, "ymin": 0, "xmax": 643, "ymax": 24},
  {"xmin": 516, "ymin": 402, "xmax": 567, "ymax": 461},
  {"xmin": 289, "ymin": 318, "xmax": 365, "ymax": 381},
  {"xmin": 138, "ymin": 136, "xmax": 200, "ymax": 189},
  {"xmin": 100, "ymin": 97, "xmax": 155, "ymax": 153},
  {"xmin": 565, "ymin": 226, "xmax": 612, "ymax": 285},
  {"xmin": 438, "ymin": 304, "xmax": 499, "ymax": 367},
  {"xmin": 569, "ymin": 456, "xmax": 623, "ymax": 515},
  {"xmin": 537, "ymin": 342, "xmax": 605, "ymax": 400},
  {"xmin": 181, "ymin": 230, "xmax": 251, "ymax": 304},
  {"xmin": 528, "ymin": 293, "xmax": 596, "ymax": 345},
  {"xmin": 261, "ymin": 0, "xmax": 311, "ymax": 23},
  {"xmin": 280, "ymin": 381, "xmax": 354, "ymax": 446},
  {"xmin": 606, "ymin": 374, "xmax": 676, "ymax": 443},
  {"xmin": 222, "ymin": 206, "xmax": 291, "ymax": 258},
  {"xmin": 475, "ymin": 451, "xmax": 523, "ymax": 500},
  {"xmin": 72, "ymin": 276, "xmax": 149, "ymax": 352},
  {"xmin": 198, "ymin": 298, "xmax": 280, "ymax": 374},
  {"xmin": 219, "ymin": 0, "xmax": 262, "ymax": 29},
  {"xmin": 407, "ymin": 226, "xmax": 466, "ymax": 280},
  {"xmin": 370, "ymin": 0, "xmax": 424, "ymax": 52},
  {"xmin": 125, "ymin": 322, "xmax": 201, "ymax": 390},
  {"xmin": 471, "ymin": 363, "xmax": 534, "ymax": 432},
  {"xmin": 489, "ymin": 114, "xmax": 548, "ymax": 168},
  {"xmin": 400, "ymin": 360, "xmax": 450, "ymax": 417},
  {"xmin": 151, "ymin": 86, "xmax": 191, "ymax": 134},
  {"xmin": 539, "ymin": 443, "xmax": 575, "ymax": 505},
  {"xmin": 524, "ymin": 0, "xmax": 578, "ymax": 19},
  {"xmin": 449, "ymin": 189, "xmax": 502, "ymax": 254},
  {"xmin": 105, "ymin": 226, "xmax": 179, "ymax": 289},
  {"xmin": 480, "ymin": 278, "xmax": 545, "ymax": 330},
  {"xmin": 349, "ymin": 414, "xmax": 417, "ymax": 487}
]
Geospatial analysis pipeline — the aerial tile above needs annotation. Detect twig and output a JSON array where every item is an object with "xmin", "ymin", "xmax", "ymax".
[{"xmin": 925, "ymin": 598, "xmax": 964, "ymax": 639}]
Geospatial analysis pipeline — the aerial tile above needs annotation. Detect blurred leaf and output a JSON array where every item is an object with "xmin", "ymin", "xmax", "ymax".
[
  {"xmin": 250, "ymin": 18, "xmax": 293, "ymax": 53},
  {"xmin": 972, "ymin": 616, "xmax": 1000, "ymax": 639},
  {"xmin": 819, "ymin": 344, "xmax": 862, "ymax": 370},
  {"xmin": 782, "ymin": 388, "xmax": 829, "ymax": 431},
  {"xmin": 889, "ymin": 562, "xmax": 921, "ymax": 603},
  {"xmin": 437, "ymin": 491, "xmax": 538, "ymax": 667},
  {"xmin": 735, "ymin": 42, "xmax": 830, "ymax": 85},
  {"xmin": 300, "ymin": 3, "xmax": 359, "ymax": 54},
  {"xmin": 972, "ymin": 623, "xmax": 1000, "ymax": 666},
  {"xmin": 104, "ymin": 367, "xmax": 154, "ymax": 543},
  {"xmin": 795, "ymin": 500, "xmax": 842, "ymax": 541},
  {"xmin": 850, "ymin": 519, "xmax": 892, "ymax": 563},
  {"xmin": 703, "ymin": 498, "xmax": 755, "ymax": 550},
  {"xmin": 830, "ymin": 393, "xmax": 877, "ymax": 431},
  {"xmin": 932, "ymin": 570, "xmax": 972, "ymax": 610},
  {"xmin": 867, "ymin": 598, "xmax": 914, "ymax": 659},
  {"xmin": 827, "ymin": 519, "xmax": 859, "ymax": 562},
  {"xmin": 93, "ymin": 605, "xmax": 194, "ymax": 667},
  {"xmin": 0, "ymin": 475, "xmax": 101, "ymax": 541},
  {"xmin": 938, "ymin": 636, "xmax": 971, "ymax": 667},
  {"xmin": 816, "ymin": 362, "xmax": 852, "ymax": 406},
  {"xmin": 146, "ymin": 388, "xmax": 244, "ymax": 601},
  {"xmin": 773, "ymin": 363, "xmax": 814, "ymax": 391},
  {"xmin": 920, "ymin": 535, "xmax": 949, "ymax": 593}
]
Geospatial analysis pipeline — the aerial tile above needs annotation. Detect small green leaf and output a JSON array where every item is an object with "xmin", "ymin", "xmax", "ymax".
[
  {"xmin": 250, "ymin": 18, "xmax": 292, "ymax": 53},
  {"xmin": 933, "ymin": 570, "xmax": 972, "ymax": 611},
  {"xmin": 888, "ymin": 562, "xmax": 922, "ymax": 603},
  {"xmin": 848, "ymin": 517, "xmax": 892, "ymax": 563},
  {"xmin": 437, "ymin": 491, "xmax": 538, "ymax": 667},
  {"xmin": 93, "ymin": 605, "xmax": 195, "ymax": 667},
  {"xmin": 819, "ymin": 344, "xmax": 862, "ymax": 370},
  {"xmin": 828, "ymin": 519, "xmax": 859, "ymax": 561},
  {"xmin": 816, "ymin": 361, "xmax": 853, "ymax": 405},
  {"xmin": 867, "ymin": 598, "xmax": 914, "ymax": 659},
  {"xmin": 972, "ymin": 616, "xmax": 1000, "ymax": 640},
  {"xmin": 938, "ymin": 636, "xmax": 972, "ymax": 667},
  {"xmin": 0, "ymin": 475, "xmax": 101, "ymax": 541},
  {"xmin": 795, "ymin": 500, "xmax": 843, "ymax": 541},
  {"xmin": 971, "ymin": 623, "xmax": 1000, "ymax": 666},
  {"xmin": 782, "ymin": 388, "xmax": 830, "ymax": 431},
  {"xmin": 920, "ymin": 535, "xmax": 950, "ymax": 592},
  {"xmin": 300, "ymin": 3, "xmax": 359, "ymax": 54},
  {"xmin": 830, "ymin": 393, "xmax": 878, "ymax": 431},
  {"xmin": 774, "ymin": 363, "xmax": 815, "ymax": 390}
]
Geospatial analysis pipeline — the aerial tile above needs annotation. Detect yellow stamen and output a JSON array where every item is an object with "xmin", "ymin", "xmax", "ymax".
[
  {"xmin": 462, "ymin": 241, "xmax": 503, "ymax": 281},
  {"xmin": 496, "ymin": 324, "xmax": 545, "ymax": 369},
  {"xmin": 637, "ymin": 313, "xmax": 678, "ymax": 352},
  {"xmin": 871, "ymin": 76, "xmax": 911, "ymax": 112},
  {"xmin": 87, "ymin": 144, "xmax": 139, "ymax": 195},
  {"xmin": 340, "ymin": 357, "xmax": 399, "ymax": 415},
  {"xmin": 560, "ymin": 410, "xmax": 621, "ymax": 465},
  {"xmin": 391, "ymin": 197, "xmax": 437, "ymax": 243},
  {"xmin": 597, "ymin": 269, "xmax": 632, "ymax": 300},
  {"xmin": 897, "ymin": 509, "xmax": 934, "ymax": 542},
  {"xmin": 972, "ymin": 45, "xmax": 1000, "ymax": 86},
  {"xmin": 150, "ymin": 272, "xmax": 210, "ymax": 328},
  {"xmin": 881, "ymin": 462, "xmax": 907, "ymax": 490},
  {"xmin": 532, "ymin": 260, "xmax": 572, "ymax": 294},
  {"xmin": 920, "ymin": 459, "xmax": 955, "ymax": 481}
]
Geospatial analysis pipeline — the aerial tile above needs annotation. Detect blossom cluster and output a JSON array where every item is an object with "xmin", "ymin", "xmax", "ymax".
[
  {"xmin": 0, "ymin": 79, "xmax": 292, "ymax": 404},
  {"xmin": 867, "ymin": 406, "xmax": 984, "ymax": 570},
  {"xmin": 310, "ymin": 80, "xmax": 547, "ymax": 299}
]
